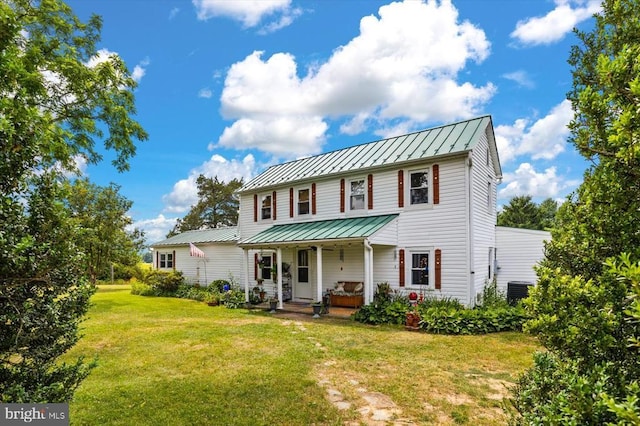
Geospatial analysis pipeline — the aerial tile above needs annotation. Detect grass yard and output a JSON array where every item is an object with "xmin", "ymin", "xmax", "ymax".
[{"xmin": 64, "ymin": 285, "xmax": 540, "ymax": 425}]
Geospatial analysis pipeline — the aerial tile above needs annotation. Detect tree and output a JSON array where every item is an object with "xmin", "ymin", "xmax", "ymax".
[
  {"xmin": 168, "ymin": 175, "xmax": 243, "ymax": 237},
  {"xmin": 64, "ymin": 178, "xmax": 144, "ymax": 283},
  {"xmin": 497, "ymin": 195, "xmax": 557, "ymax": 230},
  {"xmin": 1, "ymin": 0, "xmax": 146, "ymax": 402},
  {"xmin": 513, "ymin": 0, "xmax": 640, "ymax": 422}
]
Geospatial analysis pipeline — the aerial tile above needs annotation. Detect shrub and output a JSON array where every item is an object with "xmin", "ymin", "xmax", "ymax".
[
  {"xmin": 143, "ymin": 270, "xmax": 184, "ymax": 295},
  {"xmin": 221, "ymin": 286, "xmax": 246, "ymax": 309},
  {"xmin": 209, "ymin": 279, "xmax": 230, "ymax": 292},
  {"xmin": 130, "ymin": 281, "xmax": 155, "ymax": 296}
]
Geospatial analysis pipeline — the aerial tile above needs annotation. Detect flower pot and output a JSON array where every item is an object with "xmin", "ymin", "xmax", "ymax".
[
  {"xmin": 312, "ymin": 304, "xmax": 322, "ymax": 318},
  {"xmin": 405, "ymin": 311, "xmax": 421, "ymax": 331},
  {"xmin": 269, "ymin": 300, "xmax": 278, "ymax": 313}
]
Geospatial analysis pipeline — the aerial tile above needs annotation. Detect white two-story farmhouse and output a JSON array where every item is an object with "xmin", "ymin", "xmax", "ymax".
[{"xmin": 151, "ymin": 115, "xmax": 548, "ymax": 308}]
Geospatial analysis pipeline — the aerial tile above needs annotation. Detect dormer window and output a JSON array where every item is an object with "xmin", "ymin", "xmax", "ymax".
[{"xmin": 261, "ymin": 194, "xmax": 272, "ymax": 220}]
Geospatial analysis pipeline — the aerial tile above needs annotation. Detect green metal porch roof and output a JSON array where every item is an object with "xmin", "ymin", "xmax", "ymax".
[
  {"xmin": 239, "ymin": 214, "xmax": 398, "ymax": 246},
  {"xmin": 239, "ymin": 115, "xmax": 498, "ymax": 192},
  {"xmin": 151, "ymin": 227, "xmax": 238, "ymax": 247}
]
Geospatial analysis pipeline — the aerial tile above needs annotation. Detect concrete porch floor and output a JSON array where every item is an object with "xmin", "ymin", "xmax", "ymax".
[{"xmin": 251, "ymin": 301, "xmax": 358, "ymax": 319}]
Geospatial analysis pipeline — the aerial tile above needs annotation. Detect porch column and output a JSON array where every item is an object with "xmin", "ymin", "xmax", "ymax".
[
  {"xmin": 242, "ymin": 248, "xmax": 250, "ymax": 302},
  {"xmin": 316, "ymin": 246, "xmax": 323, "ymax": 302},
  {"xmin": 364, "ymin": 239, "xmax": 373, "ymax": 304},
  {"xmin": 277, "ymin": 247, "xmax": 283, "ymax": 309}
]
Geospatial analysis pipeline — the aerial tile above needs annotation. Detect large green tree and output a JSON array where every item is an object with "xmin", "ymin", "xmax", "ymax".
[
  {"xmin": 513, "ymin": 0, "xmax": 640, "ymax": 422},
  {"xmin": 0, "ymin": 0, "xmax": 146, "ymax": 402},
  {"xmin": 168, "ymin": 175, "xmax": 242, "ymax": 237},
  {"xmin": 497, "ymin": 195, "xmax": 558, "ymax": 230},
  {"xmin": 64, "ymin": 178, "xmax": 144, "ymax": 283}
]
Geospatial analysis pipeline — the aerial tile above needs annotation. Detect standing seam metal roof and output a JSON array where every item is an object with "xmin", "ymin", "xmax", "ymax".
[
  {"xmin": 240, "ymin": 116, "xmax": 492, "ymax": 192},
  {"xmin": 150, "ymin": 227, "xmax": 239, "ymax": 247},
  {"xmin": 239, "ymin": 214, "xmax": 398, "ymax": 246}
]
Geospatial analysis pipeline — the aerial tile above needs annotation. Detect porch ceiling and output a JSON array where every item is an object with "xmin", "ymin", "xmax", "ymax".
[{"xmin": 239, "ymin": 214, "xmax": 398, "ymax": 246}]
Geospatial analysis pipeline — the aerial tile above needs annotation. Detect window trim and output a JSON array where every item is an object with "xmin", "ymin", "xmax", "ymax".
[
  {"xmin": 159, "ymin": 252, "xmax": 174, "ymax": 269},
  {"xmin": 260, "ymin": 193, "xmax": 272, "ymax": 221},
  {"xmin": 297, "ymin": 187, "xmax": 311, "ymax": 216},
  {"xmin": 349, "ymin": 178, "xmax": 366, "ymax": 211},
  {"xmin": 406, "ymin": 167, "xmax": 432, "ymax": 208},
  {"xmin": 406, "ymin": 248, "xmax": 434, "ymax": 288}
]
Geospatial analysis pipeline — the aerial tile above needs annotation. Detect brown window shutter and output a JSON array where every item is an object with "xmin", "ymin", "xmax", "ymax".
[
  {"xmin": 173, "ymin": 250, "xmax": 176, "ymax": 270},
  {"xmin": 399, "ymin": 249, "xmax": 405, "ymax": 287},
  {"xmin": 435, "ymin": 249, "xmax": 442, "ymax": 289},
  {"xmin": 155, "ymin": 251, "xmax": 159, "ymax": 269},
  {"xmin": 311, "ymin": 183, "xmax": 317, "ymax": 215},
  {"xmin": 272, "ymin": 191, "xmax": 277, "ymax": 220},
  {"xmin": 254, "ymin": 253, "xmax": 258, "ymax": 280},
  {"xmin": 340, "ymin": 179, "xmax": 345, "ymax": 213},
  {"xmin": 398, "ymin": 170, "xmax": 404, "ymax": 208},
  {"xmin": 367, "ymin": 174, "xmax": 373, "ymax": 210},
  {"xmin": 253, "ymin": 194, "xmax": 258, "ymax": 222},
  {"xmin": 289, "ymin": 188, "xmax": 294, "ymax": 218},
  {"xmin": 273, "ymin": 252, "xmax": 277, "ymax": 264},
  {"xmin": 433, "ymin": 164, "xmax": 440, "ymax": 205}
]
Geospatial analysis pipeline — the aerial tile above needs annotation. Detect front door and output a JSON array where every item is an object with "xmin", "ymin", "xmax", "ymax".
[{"xmin": 295, "ymin": 249, "xmax": 313, "ymax": 300}]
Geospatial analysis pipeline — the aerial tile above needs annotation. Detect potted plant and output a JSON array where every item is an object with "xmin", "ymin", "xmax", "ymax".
[
  {"xmin": 268, "ymin": 296, "xmax": 278, "ymax": 313},
  {"xmin": 405, "ymin": 308, "xmax": 421, "ymax": 331},
  {"xmin": 204, "ymin": 292, "xmax": 220, "ymax": 307},
  {"xmin": 311, "ymin": 301, "xmax": 323, "ymax": 318}
]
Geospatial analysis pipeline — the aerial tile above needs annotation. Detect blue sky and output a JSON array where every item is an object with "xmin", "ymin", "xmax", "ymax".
[{"xmin": 65, "ymin": 0, "xmax": 600, "ymax": 244}]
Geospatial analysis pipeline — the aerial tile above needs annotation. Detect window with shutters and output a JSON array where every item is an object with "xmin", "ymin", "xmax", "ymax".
[
  {"xmin": 298, "ymin": 188, "xmax": 310, "ymax": 215},
  {"xmin": 350, "ymin": 179, "xmax": 365, "ymax": 210},
  {"xmin": 159, "ymin": 253, "xmax": 173, "ymax": 269},
  {"xmin": 410, "ymin": 251, "xmax": 430, "ymax": 286},
  {"xmin": 261, "ymin": 194, "xmax": 272, "ymax": 220},
  {"xmin": 409, "ymin": 169, "xmax": 429, "ymax": 205},
  {"xmin": 260, "ymin": 255, "xmax": 272, "ymax": 280}
]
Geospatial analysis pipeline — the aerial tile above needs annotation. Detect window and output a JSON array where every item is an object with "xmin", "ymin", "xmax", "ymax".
[
  {"xmin": 297, "ymin": 250, "xmax": 309, "ymax": 282},
  {"xmin": 261, "ymin": 194, "xmax": 272, "ymax": 220},
  {"xmin": 410, "ymin": 170, "xmax": 429, "ymax": 205},
  {"xmin": 160, "ymin": 253, "xmax": 173, "ymax": 269},
  {"xmin": 261, "ymin": 255, "xmax": 272, "ymax": 280},
  {"xmin": 411, "ymin": 252, "xmax": 429, "ymax": 285},
  {"xmin": 350, "ymin": 179, "xmax": 365, "ymax": 210},
  {"xmin": 298, "ymin": 188, "xmax": 310, "ymax": 215}
]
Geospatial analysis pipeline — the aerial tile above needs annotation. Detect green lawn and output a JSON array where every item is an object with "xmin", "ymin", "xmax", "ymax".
[{"xmin": 65, "ymin": 285, "xmax": 539, "ymax": 425}]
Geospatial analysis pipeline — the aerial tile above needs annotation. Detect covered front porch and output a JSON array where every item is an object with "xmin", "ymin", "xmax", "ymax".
[{"xmin": 238, "ymin": 214, "xmax": 399, "ymax": 310}]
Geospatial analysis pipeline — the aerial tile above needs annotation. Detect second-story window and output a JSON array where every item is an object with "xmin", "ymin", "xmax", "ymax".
[
  {"xmin": 410, "ymin": 170, "xmax": 429, "ymax": 205},
  {"xmin": 350, "ymin": 179, "xmax": 365, "ymax": 210},
  {"xmin": 298, "ymin": 188, "xmax": 310, "ymax": 215},
  {"xmin": 261, "ymin": 194, "xmax": 272, "ymax": 220}
]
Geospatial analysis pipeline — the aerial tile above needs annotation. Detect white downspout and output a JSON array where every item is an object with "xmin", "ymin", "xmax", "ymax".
[
  {"xmin": 277, "ymin": 247, "xmax": 283, "ymax": 309},
  {"xmin": 316, "ymin": 246, "xmax": 323, "ymax": 303},
  {"xmin": 242, "ymin": 248, "xmax": 250, "ymax": 303},
  {"xmin": 364, "ymin": 239, "xmax": 373, "ymax": 304}
]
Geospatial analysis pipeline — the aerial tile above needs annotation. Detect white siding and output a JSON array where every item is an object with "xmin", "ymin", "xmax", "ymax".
[
  {"xmin": 495, "ymin": 226, "xmax": 550, "ymax": 291},
  {"xmin": 164, "ymin": 243, "xmax": 245, "ymax": 285},
  {"xmin": 469, "ymin": 130, "xmax": 499, "ymax": 305}
]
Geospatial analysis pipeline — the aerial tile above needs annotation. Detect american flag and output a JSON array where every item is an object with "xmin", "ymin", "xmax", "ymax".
[{"xmin": 189, "ymin": 243, "xmax": 206, "ymax": 258}]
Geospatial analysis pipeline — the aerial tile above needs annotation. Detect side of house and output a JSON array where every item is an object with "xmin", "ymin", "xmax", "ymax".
[
  {"xmin": 150, "ymin": 228, "xmax": 245, "ymax": 285},
  {"xmin": 494, "ymin": 226, "xmax": 550, "ymax": 291}
]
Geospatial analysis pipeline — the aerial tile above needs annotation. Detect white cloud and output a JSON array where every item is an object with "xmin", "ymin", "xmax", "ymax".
[
  {"xmin": 169, "ymin": 7, "xmax": 180, "ymax": 20},
  {"xmin": 511, "ymin": 0, "xmax": 601, "ymax": 46},
  {"xmin": 498, "ymin": 163, "xmax": 562, "ymax": 199},
  {"xmin": 502, "ymin": 70, "xmax": 534, "ymax": 88},
  {"xmin": 133, "ymin": 214, "xmax": 178, "ymax": 245},
  {"xmin": 495, "ymin": 99, "xmax": 573, "ymax": 163},
  {"xmin": 162, "ymin": 154, "xmax": 256, "ymax": 213},
  {"xmin": 193, "ymin": 0, "xmax": 299, "ymax": 31},
  {"xmin": 218, "ymin": 0, "xmax": 494, "ymax": 159},
  {"xmin": 198, "ymin": 88, "xmax": 213, "ymax": 98}
]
